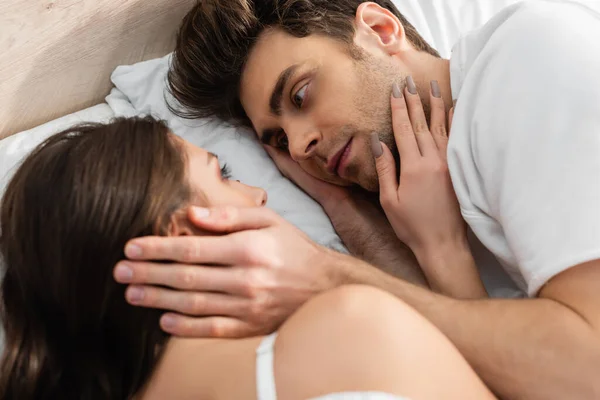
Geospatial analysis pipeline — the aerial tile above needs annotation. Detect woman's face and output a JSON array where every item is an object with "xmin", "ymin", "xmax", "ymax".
[{"xmin": 178, "ymin": 137, "xmax": 267, "ymax": 208}]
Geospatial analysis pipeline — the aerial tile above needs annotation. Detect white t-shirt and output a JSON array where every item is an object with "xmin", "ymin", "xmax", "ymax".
[{"xmin": 448, "ymin": 0, "xmax": 600, "ymax": 296}]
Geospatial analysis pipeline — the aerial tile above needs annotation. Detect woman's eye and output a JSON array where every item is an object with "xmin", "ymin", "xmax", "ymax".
[
  {"xmin": 220, "ymin": 163, "xmax": 232, "ymax": 180},
  {"xmin": 292, "ymin": 84, "xmax": 308, "ymax": 108},
  {"xmin": 276, "ymin": 133, "xmax": 289, "ymax": 150}
]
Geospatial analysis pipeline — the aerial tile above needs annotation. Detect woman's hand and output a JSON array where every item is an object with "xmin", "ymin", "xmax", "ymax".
[{"xmin": 372, "ymin": 78, "xmax": 487, "ymax": 298}]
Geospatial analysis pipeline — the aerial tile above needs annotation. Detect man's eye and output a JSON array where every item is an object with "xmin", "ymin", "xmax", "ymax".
[
  {"xmin": 292, "ymin": 84, "xmax": 308, "ymax": 108},
  {"xmin": 276, "ymin": 133, "xmax": 289, "ymax": 150}
]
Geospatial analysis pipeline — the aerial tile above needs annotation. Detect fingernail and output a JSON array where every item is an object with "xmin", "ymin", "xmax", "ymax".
[
  {"xmin": 115, "ymin": 263, "xmax": 133, "ymax": 281},
  {"xmin": 161, "ymin": 314, "xmax": 176, "ymax": 330},
  {"xmin": 392, "ymin": 82, "xmax": 402, "ymax": 98},
  {"xmin": 430, "ymin": 80, "xmax": 441, "ymax": 98},
  {"xmin": 406, "ymin": 76, "xmax": 417, "ymax": 95},
  {"xmin": 125, "ymin": 243, "xmax": 142, "ymax": 258},
  {"xmin": 127, "ymin": 287, "xmax": 144, "ymax": 303},
  {"xmin": 192, "ymin": 207, "xmax": 210, "ymax": 219},
  {"xmin": 370, "ymin": 133, "xmax": 383, "ymax": 158}
]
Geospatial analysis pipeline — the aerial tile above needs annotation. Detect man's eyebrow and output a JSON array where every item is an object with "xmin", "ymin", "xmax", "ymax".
[{"xmin": 269, "ymin": 64, "xmax": 300, "ymax": 116}]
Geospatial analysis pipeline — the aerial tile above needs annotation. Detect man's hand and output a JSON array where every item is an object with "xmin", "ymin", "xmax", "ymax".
[
  {"xmin": 114, "ymin": 206, "xmax": 348, "ymax": 337},
  {"xmin": 265, "ymin": 146, "xmax": 350, "ymax": 210}
]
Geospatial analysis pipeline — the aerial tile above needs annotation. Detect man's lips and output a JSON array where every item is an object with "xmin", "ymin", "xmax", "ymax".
[{"xmin": 326, "ymin": 139, "xmax": 352, "ymax": 176}]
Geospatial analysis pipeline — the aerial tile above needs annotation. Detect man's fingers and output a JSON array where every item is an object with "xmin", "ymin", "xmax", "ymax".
[
  {"xmin": 125, "ymin": 233, "xmax": 253, "ymax": 264},
  {"xmin": 448, "ymin": 106, "xmax": 455, "ymax": 131},
  {"xmin": 159, "ymin": 314, "xmax": 260, "ymax": 338},
  {"xmin": 265, "ymin": 145, "xmax": 351, "ymax": 206},
  {"xmin": 404, "ymin": 76, "xmax": 437, "ymax": 157},
  {"xmin": 114, "ymin": 261, "xmax": 245, "ymax": 292},
  {"xmin": 265, "ymin": 145, "xmax": 319, "ymax": 189},
  {"xmin": 125, "ymin": 284, "xmax": 250, "ymax": 317},
  {"xmin": 429, "ymin": 81, "xmax": 449, "ymax": 160},
  {"xmin": 265, "ymin": 146, "xmax": 295, "ymax": 180},
  {"xmin": 391, "ymin": 83, "xmax": 420, "ymax": 163},
  {"xmin": 187, "ymin": 206, "xmax": 280, "ymax": 234},
  {"xmin": 371, "ymin": 135, "xmax": 399, "ymax": 203}
]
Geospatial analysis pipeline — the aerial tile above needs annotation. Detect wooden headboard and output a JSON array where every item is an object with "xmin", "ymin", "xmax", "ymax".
[{"xmin": 0, "ymin": 0, "xmax": 197, "ymax": 139}]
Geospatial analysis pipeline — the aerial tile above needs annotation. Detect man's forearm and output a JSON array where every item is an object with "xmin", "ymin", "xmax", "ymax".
[
  {"xmin": 324, "ymin": 196, "xmax": 427, "ymax": 286},
  {"xmin": 342, "ymin": 262, "xmax": 600, "ymax": 400}
]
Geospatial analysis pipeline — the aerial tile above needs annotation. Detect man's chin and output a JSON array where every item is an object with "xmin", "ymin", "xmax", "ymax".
[{"xmin": 355, "ymin": 176, "xmax": 380, "ymax": 193}]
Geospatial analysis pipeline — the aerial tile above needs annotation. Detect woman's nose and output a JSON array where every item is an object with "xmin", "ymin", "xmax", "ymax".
[
  {"xmin": 232, "ymin": 180, "xmax": 268, "ymax": 207},
  {"xmin": 253, "ymin": 187, "xmax": 268, "ymax": 206}
]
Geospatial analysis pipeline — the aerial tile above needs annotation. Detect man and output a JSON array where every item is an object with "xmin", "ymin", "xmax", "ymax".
[{"xmin": 114, "ymin": 1, "xmax": 600, "ymax": 398}]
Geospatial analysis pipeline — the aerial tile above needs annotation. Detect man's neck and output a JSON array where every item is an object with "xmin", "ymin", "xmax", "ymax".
[{"xmin": 412, "ymin": 56, "xmax": 452, "ymax": 111}]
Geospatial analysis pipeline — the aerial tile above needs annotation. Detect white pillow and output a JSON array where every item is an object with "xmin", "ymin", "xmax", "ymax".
[
  {"xmin": 0, "ymin": 104, "xmax": 116, "ymax": 198},
  {"xmin": 110, "ymin": 57, "xmax": 347, "ymax": 252}
]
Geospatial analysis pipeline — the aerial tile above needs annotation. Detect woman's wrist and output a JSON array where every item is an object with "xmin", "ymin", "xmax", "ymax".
[{"xmin": 414, "ymin": 240, "xmax": 488, "ymax": 299}]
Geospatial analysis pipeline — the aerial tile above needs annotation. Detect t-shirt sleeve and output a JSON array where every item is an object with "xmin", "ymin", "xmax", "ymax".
[{"xmin": 469, "ymin": 1, "xmax": 600, "ymax": 295}]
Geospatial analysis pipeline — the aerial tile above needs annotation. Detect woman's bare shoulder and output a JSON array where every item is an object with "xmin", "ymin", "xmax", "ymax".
[{"xmin": 139, "ymin": 336, "xmax": 263, "ymax": 400}]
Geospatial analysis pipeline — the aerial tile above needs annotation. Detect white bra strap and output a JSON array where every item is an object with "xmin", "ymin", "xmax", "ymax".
[{"xmin": 256, "ymin": 332, "xmax": 278, "ymax": 400}]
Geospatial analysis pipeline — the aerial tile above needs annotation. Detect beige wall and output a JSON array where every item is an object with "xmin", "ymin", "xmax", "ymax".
[{"xmin": 0, "ymin": 0, "xmax": 197, "ymax": 139}]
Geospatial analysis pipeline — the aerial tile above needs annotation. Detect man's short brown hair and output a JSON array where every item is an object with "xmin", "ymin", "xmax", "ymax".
[{"xmin": 167, "ymin": 0, "xmax": 439, "ymax": 125}]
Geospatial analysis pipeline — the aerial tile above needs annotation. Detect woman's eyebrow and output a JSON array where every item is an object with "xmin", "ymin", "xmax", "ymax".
[{"xmin": 206, "ymin": 152, "xmax": 218, "ymax": 165}]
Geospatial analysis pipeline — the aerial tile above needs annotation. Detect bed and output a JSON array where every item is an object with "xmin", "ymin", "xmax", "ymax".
[{"xmin": 0, "ymin": 0, "xmax": 530, "ymax": 351}]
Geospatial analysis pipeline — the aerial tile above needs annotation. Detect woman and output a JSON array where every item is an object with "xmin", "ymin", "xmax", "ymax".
[{"xmin": 0, "ymin": 116, "xmax": 493, "ymax": 399}]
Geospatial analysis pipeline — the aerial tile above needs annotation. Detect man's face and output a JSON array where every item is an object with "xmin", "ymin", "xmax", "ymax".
[{"xmin": 239, "ymin": 29, "xmax": 406, "ymax": 192}]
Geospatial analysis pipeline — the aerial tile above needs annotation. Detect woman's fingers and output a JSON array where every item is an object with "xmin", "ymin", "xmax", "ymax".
[
  {"xmin": 429, "ymin": 80, "xmax": 449, "ymax": 160},
  {"xmin": 371, "ymin": 135, "xmax": 399, "ymax": 204},
  {"xmin": 404, "ymin": 76, "xmax": 437, "ymax": 157},
  {"xmin": 391, "ymin": 83, "xmax": 420, "ymax": 164}
]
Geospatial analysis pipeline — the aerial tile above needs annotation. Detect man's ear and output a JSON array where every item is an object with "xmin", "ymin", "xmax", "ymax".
[{"xmin": 354, "ymin": 2, "xmax": 409, "ymax": 56}]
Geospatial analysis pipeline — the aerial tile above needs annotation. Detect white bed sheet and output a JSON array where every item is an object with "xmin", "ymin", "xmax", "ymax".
[
  {"xmin": 391, "ymin": 0, "xmax": 524, "ymax": 58},
  {"xmin": 2, "ymin": 1, "xmax": 545, "ymax": 352}
]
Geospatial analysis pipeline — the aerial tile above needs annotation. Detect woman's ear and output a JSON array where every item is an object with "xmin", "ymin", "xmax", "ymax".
[
  {"xmin": 353, "ymin": 2, "xmax": 408, "ymax": 56},
  {"xmin": 166, "ymin": 209, "xmax": 195, "ymax": 236}
]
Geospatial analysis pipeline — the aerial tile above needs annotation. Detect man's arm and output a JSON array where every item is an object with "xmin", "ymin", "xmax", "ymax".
[
  {"xmin": 117, "ymin": 206, "xmax": 599, "ymax": 398},
  {"xmin": 323, "ymin": 193, "xmax": 426, "ymax": 286},
  {"xmin": 265, "ymin": 146, "xmax": 427, "ymax": 286},
  {"xmin": 345, "ymin": 258, "xmax": 600, "ymax": 400}
]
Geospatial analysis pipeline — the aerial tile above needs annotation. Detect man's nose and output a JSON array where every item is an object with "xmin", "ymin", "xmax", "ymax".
[{"xmin": 287, "ymin": 128, "xmax": 321, "ymax": 162}]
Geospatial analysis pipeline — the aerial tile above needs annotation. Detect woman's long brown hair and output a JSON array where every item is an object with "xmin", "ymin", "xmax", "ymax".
[{"xmin": 0, "ymin": 117, "xmax": 191, "ymax": 399}]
